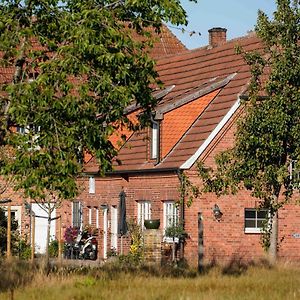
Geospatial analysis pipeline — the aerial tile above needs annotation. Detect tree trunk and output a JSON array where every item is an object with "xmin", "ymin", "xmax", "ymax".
[{"xmin": 268, "ymin": 195, "xmax": 278, "ymax": 264}]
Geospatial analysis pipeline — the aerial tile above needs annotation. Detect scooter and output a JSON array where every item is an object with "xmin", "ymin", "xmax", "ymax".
[
  {"xmin": 79, "ymin": 235, "xmax": 98, "ymax": 260},
  {"xmin": 74, "ymin": 230, "xmax": 98, "ymax": 260}
]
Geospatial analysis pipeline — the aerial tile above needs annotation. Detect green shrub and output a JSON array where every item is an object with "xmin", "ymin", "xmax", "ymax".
[
  {"xmin": 49, "ymin": 239, "xmax": 58, "ymax": 258},
  {"xmin": 17, "ymin": 238, "xmax": 31, "ymax": 260}
]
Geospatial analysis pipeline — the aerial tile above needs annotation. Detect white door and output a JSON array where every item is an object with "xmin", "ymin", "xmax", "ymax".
[
  {"xmin": 110, "ymin": 206, "xmax": 118, "ymax": 251},
  {"xmin": 103, "ymin": 208, "xmax": 108, "ymax": 259},
  {"xmin": 32, "ymin": 204, "xmax": 56, "ymax": 254}
]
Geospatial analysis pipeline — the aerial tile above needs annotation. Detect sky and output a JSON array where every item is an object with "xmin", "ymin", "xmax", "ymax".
[{"xmin": 169, "ymin": 0, "xmax": 277, "ymax": 49}]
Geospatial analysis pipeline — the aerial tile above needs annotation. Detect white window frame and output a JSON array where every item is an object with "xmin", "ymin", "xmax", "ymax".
[
  {"xmin": 244, "ymin": 208, "xmax": 268, "ymax": 234},
  {"xmin": 137, "ymin": 201, "xmax": 151, "ymax": 229},
  {"xmin": 4, "ymin": 205, "xmax": 22, "ymax": 232},
  {"xmin": 163, "ymin": 201, "xmax": 179, "ymax": 243},
  {"xmin": 88, "ymin": 206, "xmax": 92, "ymax": 225},
  {"xmin": 95, "ymin": 207, "xmax": 99, "ymax": 228},
  {"xmin": 89, "ymin": 176, "xmax": 95, "ymax": 194},
  {"xmin": 289, "ymin": 160, "xmax": 300, "ymax": 189},
  {"xmin": 72, "ymin": 201, "xmax": 83, "ymax": 229},
  {"xmin": 151, "ymin": 122, "xmax": 159, "ymax": 160},
  {"xmin": 163, "ymin": 201, "xmax": 179, "ymax": 230}
]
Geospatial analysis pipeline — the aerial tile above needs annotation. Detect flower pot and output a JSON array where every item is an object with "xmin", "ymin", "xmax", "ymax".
[{"xmin": 144, "ymin": 219, "xmax": 160, "ymax": 229}]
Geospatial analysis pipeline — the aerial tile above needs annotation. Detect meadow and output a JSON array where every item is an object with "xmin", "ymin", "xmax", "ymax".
[{"xmin": 1, "ymin": 261, "xmax": 300, "ymax": 300}]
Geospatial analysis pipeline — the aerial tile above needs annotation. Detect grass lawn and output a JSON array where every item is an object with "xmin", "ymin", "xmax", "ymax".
[{"xmin": 1, "ymin": 263, "xmax": 300, "ymax": 300}]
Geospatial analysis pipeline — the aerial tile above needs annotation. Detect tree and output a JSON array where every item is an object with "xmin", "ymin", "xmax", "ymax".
[
  {"xmin": 197, "ymin": 0, "xmax": 300, "ymax": 264},
  {"xmin": 0, "ymin": 0, "xmax": 196, "ymax": 264}
]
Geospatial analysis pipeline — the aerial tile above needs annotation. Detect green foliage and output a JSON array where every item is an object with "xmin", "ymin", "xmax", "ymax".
[
  {"xmin": 5, "ymin": 264, "xmax": 300, "ymax": 300},
  {"xmin": 178, "ymin": 171, "xmax": 199, "ymax": 208},
  {"xmin": 165, "ymin": 222, "xmax": 186, "ymax": 240},
  {"xmin": 0, "ymin": 207, "xmax": 19, "ymax": 257},
  {"xmin": 196, "ymin": 0, "xmax": 300, "ymax": 253},
  {"xmin": 0, "ymin": 0, "xmax": 192, "ymax": 202},
  {"xmin": 16, "ymin": 238, "xmax": 32, "ymax": 260},
  {"xmin": 49, "ymin": 239, "xmax": 58, "ymax": 258},
  {"xmin": 119, "ymin": 219, "xmax": 143, "ymax": 265}
]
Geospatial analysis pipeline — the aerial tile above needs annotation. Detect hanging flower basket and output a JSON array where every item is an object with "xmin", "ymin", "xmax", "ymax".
[{"xmin": 144, "ymin": 219, "xmax": 160, "ymax": 229}]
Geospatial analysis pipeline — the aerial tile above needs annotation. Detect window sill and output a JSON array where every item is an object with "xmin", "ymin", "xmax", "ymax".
[{"xmin": 244, "ymin": 228, "xmax": 262, "ymax": 234}]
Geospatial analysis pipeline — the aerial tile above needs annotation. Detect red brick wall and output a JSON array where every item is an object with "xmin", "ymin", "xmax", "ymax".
[
  {"xmin": 4, "ymin": 108, "xmax": 300, "ymax": 266},
  {"xmin": 73, "ymin": 172, "xmax": 180, "ymax": 259},
  {"xmin": 183, "ymin": 112, "xmax": 300, "ymax": 266}
]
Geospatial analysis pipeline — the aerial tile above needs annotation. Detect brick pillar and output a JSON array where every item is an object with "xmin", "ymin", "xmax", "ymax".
[{"xmin": 144, "ymin": 229, "xmax": 162, "ymax": 265}]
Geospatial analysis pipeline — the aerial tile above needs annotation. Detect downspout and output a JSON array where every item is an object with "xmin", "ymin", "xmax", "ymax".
[{"xmin": 177, "ymin": 169, "xmax": 185, "ymax": 260}]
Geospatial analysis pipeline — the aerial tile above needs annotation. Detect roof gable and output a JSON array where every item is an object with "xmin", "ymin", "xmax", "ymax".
[{"xmin": 110, "ymin": 34, "xmax": 263, "ymax": 172}]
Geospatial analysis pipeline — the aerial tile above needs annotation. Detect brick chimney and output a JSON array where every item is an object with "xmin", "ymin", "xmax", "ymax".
[{"xmin": 208, "ymin": 27, "xmax": 227, "ymax": 48}]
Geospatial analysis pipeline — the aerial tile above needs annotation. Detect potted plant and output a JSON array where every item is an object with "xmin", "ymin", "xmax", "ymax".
[
  {"xmin": 164, "ymin": 222, "xmax": 187, "ymax": 263},
  {"xmin": 144, "ymin": 219, "xmax": 160, "ymax": 229}
]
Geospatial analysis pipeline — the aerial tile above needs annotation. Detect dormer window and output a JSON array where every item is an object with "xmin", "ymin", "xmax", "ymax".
[{"xmin": 151, "ymin": 121, "xmax": 159, "ymax": 160}]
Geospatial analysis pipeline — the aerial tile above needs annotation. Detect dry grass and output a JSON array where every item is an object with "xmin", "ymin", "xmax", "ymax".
[{"xmin": 1, "ymin": 263, "xmax": 300, "ymax": 300}]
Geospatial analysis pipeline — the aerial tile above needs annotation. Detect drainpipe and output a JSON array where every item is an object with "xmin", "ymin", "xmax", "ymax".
[{"xmin": 177, "ymin": 169, "xmax": 185, "ymax": 260}]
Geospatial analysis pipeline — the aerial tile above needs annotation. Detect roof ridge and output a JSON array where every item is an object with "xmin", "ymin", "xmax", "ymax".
[{"xmin": 156, "ymin": 34, "xmax": 260, "ymax": 67}]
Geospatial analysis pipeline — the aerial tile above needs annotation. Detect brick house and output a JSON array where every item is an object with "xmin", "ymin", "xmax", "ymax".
[
  {"xmin": 2, "ymin": 27, "xmax": 300, "ymax": 265},
  {"xmin": 0, "ymin": 25, "xmax": 187, "ymax": 254},
  {"xmin": 74, "ymin": 28, "xmax": 300, "ymax": 266}
]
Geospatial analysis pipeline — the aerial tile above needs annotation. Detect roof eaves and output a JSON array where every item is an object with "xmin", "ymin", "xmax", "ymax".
[{"xmin": 179, "ymin": 96, "xmax": 241, "ymax": 170}]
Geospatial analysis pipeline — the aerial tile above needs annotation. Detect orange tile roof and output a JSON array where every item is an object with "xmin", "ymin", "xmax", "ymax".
[
  {"xmin": 109, "ymin": 111, "xmax": 139, "ymax": 150},
  {"xmin": 112, "ymin": 34, "xmax": 264, "ymax": 171},
  {"xmin": 130, "ymin": 24, "xmax": 187, "ymax": 59},
  {"xmin": 161, "ymin": 89, "xmax": 220, "ymax": 158}
]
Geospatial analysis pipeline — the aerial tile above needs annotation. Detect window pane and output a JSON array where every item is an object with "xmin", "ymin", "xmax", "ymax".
[
  {"xmin": 89, "ymin": 176, "xmax": 95, "ymax": 194},
  {"xmin": 245, "ymin": 219, "xmax": 256, "ymax": 228},
  {"xmin": 257, "ymin": 210, "xmax": 267, "ymax": 218},
  {"xmin": 72, "ymin": 201, "xmax": 82, "ymax": 228},
  {"xmin": 257, "ymin": 220, "xmax": 265, "ymax": 228},
  {"xmin": 151, "ymin": 123, "xmax": 158, "ymax": 159},
  {"xmin": 137, "ymin": 201, "xmax": 151, "ymax": 229},
  {"xmin": 245, "ymin": 210, "xmax": 255, "ymax": 218}
]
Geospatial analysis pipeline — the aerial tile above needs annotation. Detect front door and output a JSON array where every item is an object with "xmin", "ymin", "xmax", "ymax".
[
  {"xmin": 32, "ymin": 204, "xmax": 56, "ymax": 254},
  {"xmin": 110, "ymin": 205, "xmax": 118, "ymax": 252}
]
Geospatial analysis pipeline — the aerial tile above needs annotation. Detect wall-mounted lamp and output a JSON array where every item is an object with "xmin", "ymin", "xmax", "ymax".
[{"xmin": 212, "ymin": 204, "xmax": 223, "ymax": 221}]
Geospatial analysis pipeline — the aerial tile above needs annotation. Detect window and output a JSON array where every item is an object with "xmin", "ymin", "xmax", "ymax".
[
  {"xmin": 150, "ymin": 122, "xmax": 159, "ymax": 160},
  {"xmin": 95, "ymin": 207, "xmax": 99, "ymax": 228},
  {"xmin": 72, "ymin": 201, "xmax": 82, "ymax": 229},
  {"xmin": 4, "ymin": 206, "xmax": 22, "ymax": 232},
  {"xmin": 244, "ymin": 208, "xmax": 268, "ymax": 233},
  {"xmin": 289, "ymin": 160, "xmax": 300, "ymax": 189},
  {"xmin": 88, "ymin": 207, "xmax": 92, "ymax": 225},
  {"xmin": 137, "ymin": 201, "xmax": 151, "ymax": 229},
  {"xmin": 163, "ymin": 201, "xmax": 179, "ymax": 230},
  {"xmin": 89, "ymin": 176, "xmax": 95, "ymax": 194}
]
